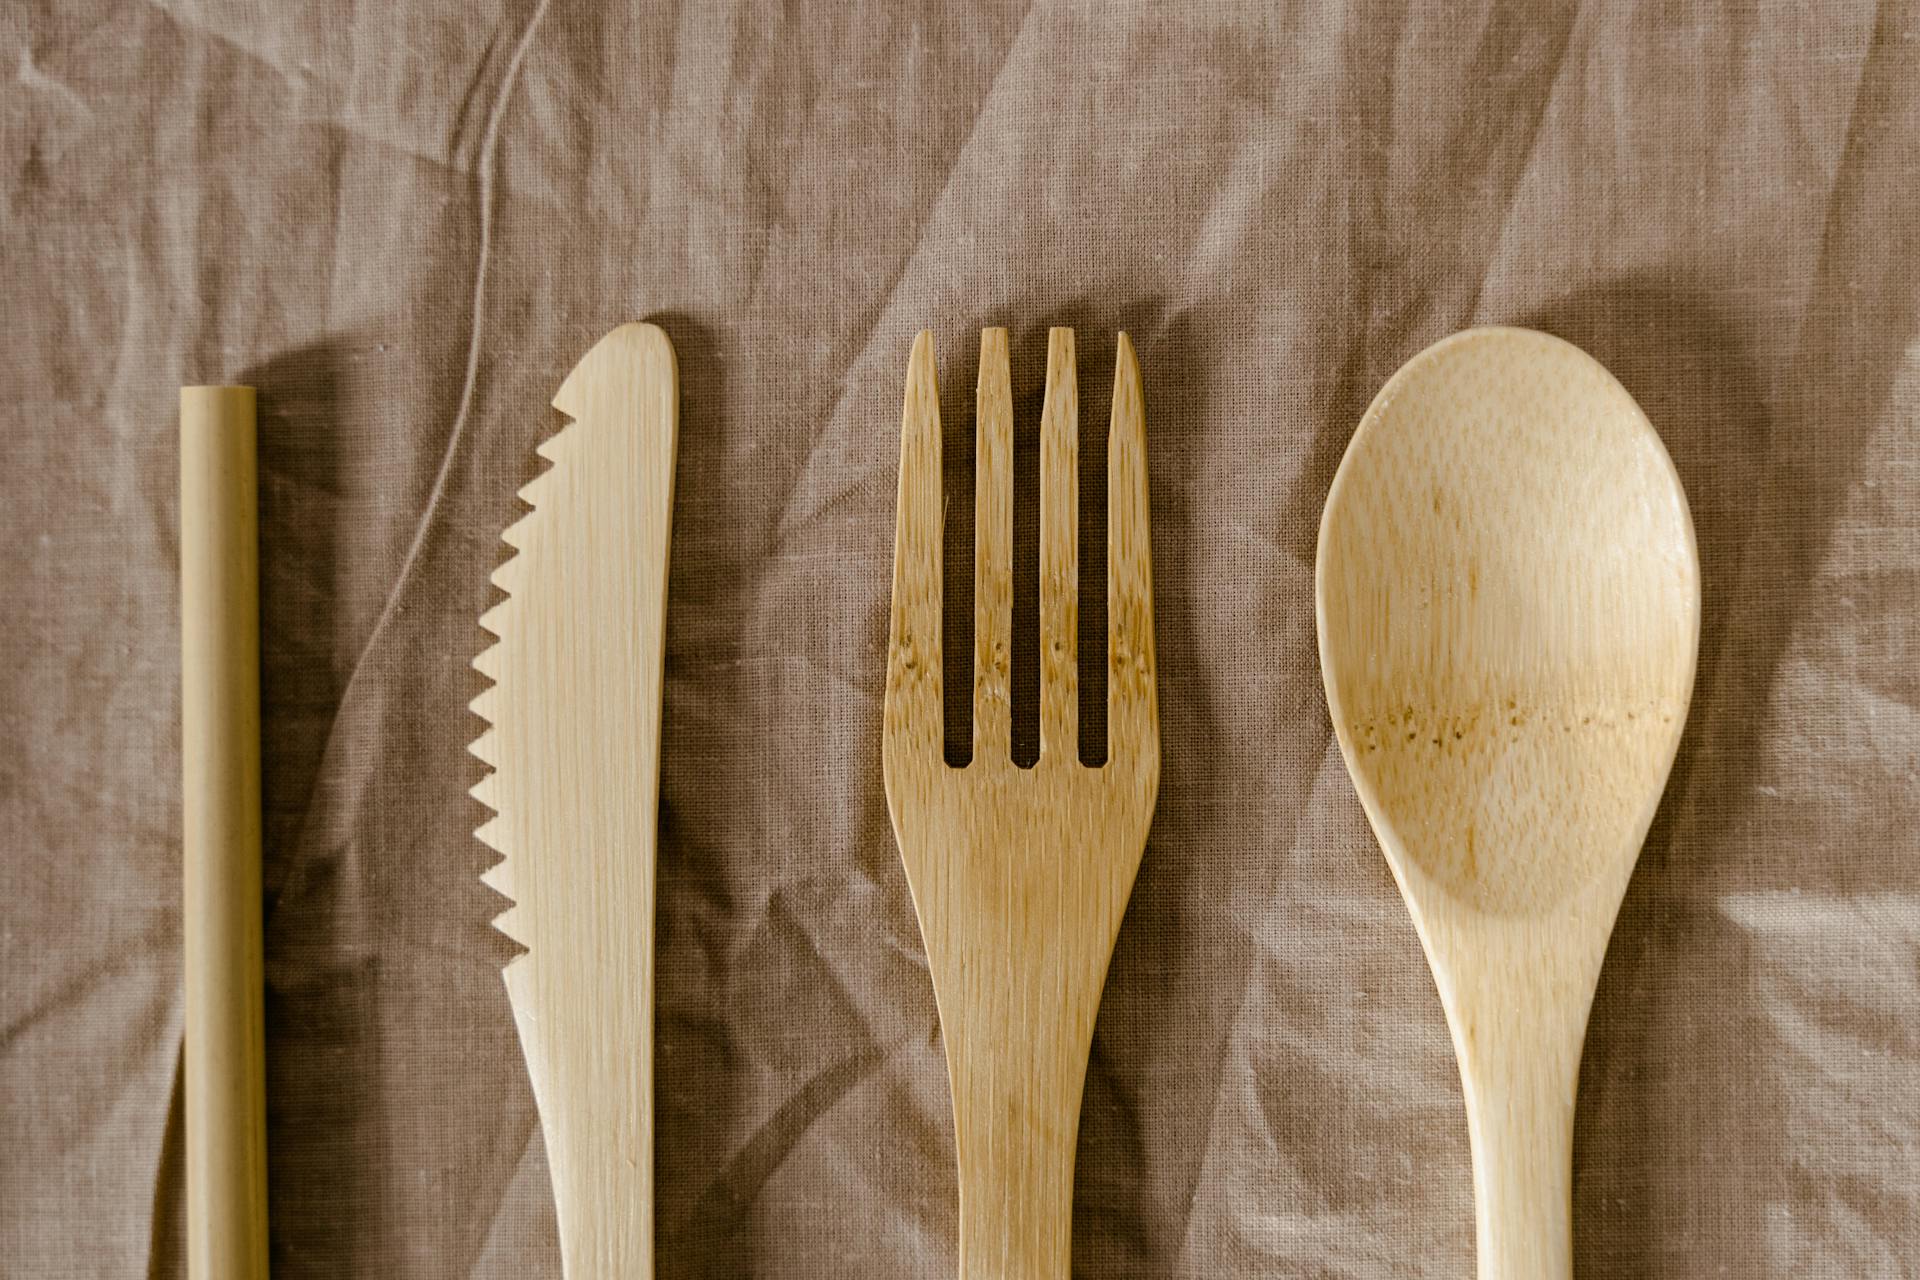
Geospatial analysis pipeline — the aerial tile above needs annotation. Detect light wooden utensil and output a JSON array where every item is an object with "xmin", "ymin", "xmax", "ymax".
[
  {"xmin": 181, "ymin": 385, "xmax": 270, "ymax": 1280},
  {"xmin": 469, "ymin": 323, "xmax": 678, "ymax": 1279},
  {"xmin": 883, "ymin": 328, "xmax": 1159, "ymax": 1280},
  {"xmin": 1317, "ymin": 327, "xmax": 1700, "ymax": 1279}
]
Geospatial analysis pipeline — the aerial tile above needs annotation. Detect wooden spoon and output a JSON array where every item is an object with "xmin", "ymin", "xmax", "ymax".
[{"xmin": 1316, "ymin": 327, "xmax": 1699, "ymax": 1278}]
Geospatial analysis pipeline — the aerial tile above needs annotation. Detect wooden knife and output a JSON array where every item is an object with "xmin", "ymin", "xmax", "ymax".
[{"xmin": 469, "ymin": 323, "xmax": 678, "ymax": 1278}]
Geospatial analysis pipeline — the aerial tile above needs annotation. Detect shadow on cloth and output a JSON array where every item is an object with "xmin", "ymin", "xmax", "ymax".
[{"xmin": 1532, "ymin": 251, "xmax": 1917, "ymax": 1271}]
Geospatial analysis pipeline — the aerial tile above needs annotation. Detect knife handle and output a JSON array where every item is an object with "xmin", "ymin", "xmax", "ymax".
[{"xmin": 181, "ymin": 385, "xmax": 269, "ymax": 1280}]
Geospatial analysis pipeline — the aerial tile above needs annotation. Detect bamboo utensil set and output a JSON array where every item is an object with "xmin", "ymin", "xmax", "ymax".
[{"xmin": 181, "ymin": 321, "xmax": 1699, "ymax": 1279}]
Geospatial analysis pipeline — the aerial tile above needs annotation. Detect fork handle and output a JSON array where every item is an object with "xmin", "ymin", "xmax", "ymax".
[
  {"xmin": 908, "ymin": 826, "xmax": 1142, "ymax": 1279},
  {"xmin": 945, "ymin": 1030, "xmax": 1087, "ymax": 1279}
]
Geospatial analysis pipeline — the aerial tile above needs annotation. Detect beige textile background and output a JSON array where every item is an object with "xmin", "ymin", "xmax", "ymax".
[{"xmin": 4, "ymin": 1, "xmax": 1919, "ymax": 1275}]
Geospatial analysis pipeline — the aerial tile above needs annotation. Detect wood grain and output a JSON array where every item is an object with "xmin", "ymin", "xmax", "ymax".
[
  {"xmin": 180, "ymin": 385, "xmax": 270, "ymax": 1280},
  {"xmin": 469, "ymin": 324, "xmax": 678, "ymax": 1279},
  {"xmin": 1317, "ymin": 327, "xmax": 1700, "ymax": 1280},
  {"xmin": 884, "ymin": 329, "xmax": 1159, "ymax": 1280}
]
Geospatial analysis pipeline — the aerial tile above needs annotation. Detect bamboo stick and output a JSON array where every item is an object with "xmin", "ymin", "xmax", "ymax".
[{"xmin": 180, "ymin": 385, "xmax": 269, "ymax": 1280}]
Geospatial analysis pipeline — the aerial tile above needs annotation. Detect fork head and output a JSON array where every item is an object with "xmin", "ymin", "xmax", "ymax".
[
  {"xmin": 881, "ymin": 324, "xmax": 1163, "ymax": 1027},
  {"xmin": 881, "ymin": 326, "xmax": 1160, "ymax": 794}
]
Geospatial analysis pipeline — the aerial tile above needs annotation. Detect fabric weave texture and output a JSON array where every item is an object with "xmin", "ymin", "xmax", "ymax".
[{"xmin": 3, "ymin": 2, "xmax": 1918, "ymax": 1275}]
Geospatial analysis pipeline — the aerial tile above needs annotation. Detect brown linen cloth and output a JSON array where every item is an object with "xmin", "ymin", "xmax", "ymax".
[{"xmin": 4, "ymin": 2, "xmax": 1918, "ymax": 1275}]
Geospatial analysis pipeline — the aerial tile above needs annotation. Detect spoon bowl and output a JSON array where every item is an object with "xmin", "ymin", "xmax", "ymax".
[{"xmin": 1317, "ymin": 327, "xmax": 1699, "ymax": 1279}]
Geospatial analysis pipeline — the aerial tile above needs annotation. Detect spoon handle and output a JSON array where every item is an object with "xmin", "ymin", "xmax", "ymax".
[{"xmin": 1451, "ymin": 983, "xmax": 1584, "ymax": 1280}]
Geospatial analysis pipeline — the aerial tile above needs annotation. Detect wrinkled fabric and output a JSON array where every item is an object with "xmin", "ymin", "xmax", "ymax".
[{"xmin": 3, "ymin": 1, "xmax": 1919, "ymax": 1275}]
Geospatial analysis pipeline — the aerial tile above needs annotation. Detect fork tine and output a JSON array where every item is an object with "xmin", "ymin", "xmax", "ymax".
[
  {"xmin": 1106, "ymin": 333, "xmax": 1157, "ymax": 764},
  {"xmin": 973, "ymin": 329, "xmax": 1013, "ymax": 764},
  {"xmin": 1038, "ymin": 328, "xmax": 1078, "ymax": 761},
  {"xmin": 885, "ymin": 330, "xmax": 943, "ymax": 758}
]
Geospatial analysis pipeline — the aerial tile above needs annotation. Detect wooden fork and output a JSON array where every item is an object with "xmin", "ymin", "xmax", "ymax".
[{"xmin": 883, "ymin": 327, "xmax": 1160, "ymax": 1280}]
